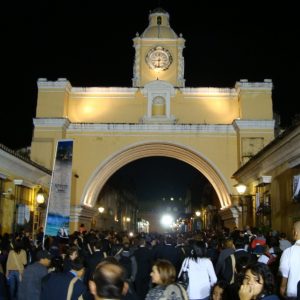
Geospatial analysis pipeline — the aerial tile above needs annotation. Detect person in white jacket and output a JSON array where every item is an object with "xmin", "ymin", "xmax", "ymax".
[{"xmin": 178, "ymin": 240, "xmax": 217, "ymax": 300}]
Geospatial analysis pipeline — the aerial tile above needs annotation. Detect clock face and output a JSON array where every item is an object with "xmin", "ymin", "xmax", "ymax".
[{"xmin": 146, "ymin": 46, "xmax": 172, "ymax": 71}]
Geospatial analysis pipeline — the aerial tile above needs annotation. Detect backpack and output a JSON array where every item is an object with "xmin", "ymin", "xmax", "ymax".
[{"xmin": 119, "ymin": 253, "xmax": 132, "ymax": 279}]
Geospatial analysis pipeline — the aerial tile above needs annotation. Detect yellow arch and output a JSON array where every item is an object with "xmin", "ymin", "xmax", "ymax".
[{"xmin": 82, "ymin": 141, "xmax": 232, "ymax": 209}]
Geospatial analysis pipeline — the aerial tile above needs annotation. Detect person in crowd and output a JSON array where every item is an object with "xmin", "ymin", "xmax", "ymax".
[
  {"xmin": 220, "ymin": 238, "xmax": 257, "ymax": 284},
  {"xmin": 115, "ymin": 242, "xmax": 137, "ymax": 284},
  {"xmin": 250, "ymin": 230, "xmax": 266, "ymax": 255},
  {"xmin": 146, "ymin": 259, "xmax": 188, "ymax": 300},
  {"xmin": 18, "ymin": 249, "xmax": 52, "ymax": 300},
  {"xmin": 257, "ymin": 245, "xmax": 277, "ymax": 265},
  {"xmin": 63, "ymin": 245, "xmax": 79, "ymax": 273},
  {"xmin": 210, "ymin": 280, "xmax": 229, "ymax": 300},
  {"xmin": 41, "ymin": 256, "xmax": 89, "ymax": 300},
  {"xmin": 207, "ymin": 237, "xmax": 219, "ymax": 268},
  {"xmin": 89, "ymin": 260, "xmax": 126, "ymax": 300},
  {"xmin": 84, "ymin": 239, "xmax": 106, "ymax": 283},
  {"xmin": 92, "ymin": 258, "xmax": 139, "ymax": 300},
  {"xmin": 279, "ymin": 232, "xmax": 292, "ymax": 252},
  {"xmin": 215, "ymin": 238, "xmax": 235, "ymax": 278},
  {"xmin": 36, "ymin": 227, "xmax": 44, "ymax": 248},
  {"xmin": 239, "ymin": 262, "xmax": 279, "ymax": 300},
  {"xmin": 152, "ymin": 236, "xmax": 182, "ymax": 276},
  {"xmin": 178, "ymin": 240, "xmax": 217, "ymax": 300},
  {"xmin": 0, "ymin": 267, "xmax": 9, "ymax": 300},
  {"xmin": 279, "ymin": 220, "xmax": 300, "ymax": 299},
  {"xmin": 6, "ymin": 239, "xmax": 27, "ymax": 300},
  {"xmin": 79, "ymin": 224, "xmax": 87, "ymax": 234},
  {"xmin": 133, "ymin": 238, "xmax": 153, "ymax": 300},
  {"xmin": 220, "ymin": 237, "xmax": 257, "ymax": 300}
]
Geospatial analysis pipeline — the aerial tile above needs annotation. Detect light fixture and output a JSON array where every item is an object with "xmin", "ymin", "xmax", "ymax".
[
  {"xmin": 36, "ymin": 188, "xmax": 45, "ymax": 204},
  {"xmin": 195, "ymin": 211, "xmax": 201, "ymax": 217},
  {"xmin": 235, "ymin": 183, "xmax": 247, "ymax": 195},
  {"xmin": 98, "ymin": 206, "xmax": 105, "ymax": 213},
  {"xmin": 126, "ymin": 217, "xmax": 131, "ymax": 222}
]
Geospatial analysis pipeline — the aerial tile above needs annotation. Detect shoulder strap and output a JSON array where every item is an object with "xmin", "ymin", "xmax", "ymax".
[
  {"xmin": 230, "ymin": 254, "xmax": 236, "ymax": 284},
  {"xmin": 167, "ymin": 283, "xmax": 188, "ymax": 300},
  {"xmin": 176, "ymin": 283, "xmax": 189, "ymax": 300},
  {"xmin": 66, "ymin": 277, "xmax": 79, "ymax": 300},
  {"xmin": 114, "ymin": 247, "xmax": 124, "ymax": 257},
  {"xmin": 178, "ymin": 258, "xmax": 189, "ymax": 278}
]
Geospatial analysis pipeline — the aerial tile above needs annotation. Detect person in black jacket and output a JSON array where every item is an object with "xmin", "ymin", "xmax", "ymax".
[
  {"xmin": 133, "ymin": 238, "xmax": 153, "ymax": 300},
  {"xmin": 84, "ymin": 239, "xmax": 106, "ymax": 284},
  {"xmin": 41, "ymin": 257, "xmax": 90, "ymax": 300}
]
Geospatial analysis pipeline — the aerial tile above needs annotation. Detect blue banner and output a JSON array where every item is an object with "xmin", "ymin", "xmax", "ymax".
[{"xmin": 44, "ymin": 140, "xmax": 73, "ymax": 239}]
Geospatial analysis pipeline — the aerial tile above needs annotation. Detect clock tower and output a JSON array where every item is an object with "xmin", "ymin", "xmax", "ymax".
[{"xmin": 132, "ymin": 8, "xmax": 185, "ymax": 88}]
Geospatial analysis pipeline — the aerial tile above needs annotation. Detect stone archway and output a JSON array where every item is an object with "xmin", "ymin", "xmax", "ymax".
[{"xmin": 81, "ymin": 141, "xmax": 232, "ymax": 211}]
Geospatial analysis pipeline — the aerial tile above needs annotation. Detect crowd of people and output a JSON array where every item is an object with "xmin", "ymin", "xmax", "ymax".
[{"xmin": 0, "ymin": 221, "xmax": 299, "ymax": 300}]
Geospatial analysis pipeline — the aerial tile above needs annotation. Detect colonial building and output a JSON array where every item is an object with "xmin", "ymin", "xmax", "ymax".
[
  {"xmin": 0, "ymin": 144, "xmax": 51, "ymax": 235},
  {"xmin": 30, "ymin": 8, "xmax": 275, "ymax": 231},
  {"xmin": 232, "ymin": 122, "xmax": 300, "ymax": 238}
]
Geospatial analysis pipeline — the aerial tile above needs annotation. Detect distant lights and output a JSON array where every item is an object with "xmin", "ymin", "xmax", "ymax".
[{"xmin": 161, "ymin": 214, "xmax": 173, "ymax": 227}]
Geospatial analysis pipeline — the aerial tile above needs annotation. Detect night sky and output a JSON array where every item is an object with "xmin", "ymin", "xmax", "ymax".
[
  {"xmin": 1, "ymin": 1, "xmax": 299, "ymax": 151},
  {"xmin": 107, "ymin": 157, "xmax": 209, "ymax": 204}
]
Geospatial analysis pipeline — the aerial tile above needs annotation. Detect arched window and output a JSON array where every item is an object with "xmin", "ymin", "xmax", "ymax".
[{"xmin": 152, "ymin": 96, "xmax": 165, "ymax": 116}]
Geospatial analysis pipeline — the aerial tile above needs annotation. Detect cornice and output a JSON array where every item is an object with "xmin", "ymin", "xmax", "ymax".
[
  {"xmin": 235, "ymin": 79, "xmax": 273, "ymax": 92},
  {"xmin": 37, "ymin": 78, "xmax": 72, "ymax": 92},
  {"xmin": 233, "ymin": 120, "xmax": 275, "ymax": 131},
  {"xmin": 33, "ymin": 118, "xmax": 70, "ymax": 130},
  {"xmin": 182, "ymin": 87, "xmax": 237, "ymax": 97},
  {"xmin": 67, "ymin": 123, "xmax": 236, "ymax": 134},
  {"xmin": 71, "ymin": 87, "xmax": 138, "ymax": 95},
  {"xmin": 140, "ymin": 38, "xmax": 179, "ymax": 42}
]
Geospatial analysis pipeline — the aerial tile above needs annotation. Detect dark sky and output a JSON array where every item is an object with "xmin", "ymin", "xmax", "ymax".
[{"xmin": 1, "ymin": 1, "xmax": 299, "ymax": 150}]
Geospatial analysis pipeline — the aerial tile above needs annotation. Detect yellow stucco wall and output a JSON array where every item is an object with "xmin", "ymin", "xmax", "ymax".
[{"xmin": 31, "ymin": 77, "xmax": 275, "ymax": 231}]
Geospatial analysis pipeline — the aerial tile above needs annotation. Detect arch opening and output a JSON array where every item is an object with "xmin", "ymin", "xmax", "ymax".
[{"xmin": 81, "ymin": 142, "xmax": 232, "ymax": 210}]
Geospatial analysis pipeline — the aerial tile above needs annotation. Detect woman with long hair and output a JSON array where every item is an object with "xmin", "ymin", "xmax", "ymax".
[
  {"xmin": 146, "ymin": 259, "xmax": 188, "ymax": 300},
  {"xmin": 178, "ymin": 240, "xmax": 217, "ymax": 300},
  {"xmin": 239, "ymin": 262, "xmax": 279, "ymax": 300},
  {"xmin": 6, "ymin": 239, "xmax": 27, "ymax": 300}
]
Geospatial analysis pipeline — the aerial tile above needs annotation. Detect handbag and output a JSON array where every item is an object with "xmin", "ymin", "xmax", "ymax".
[{"xmin": 177, "ymin": 258, "xmax": 189, "ymax": 289}]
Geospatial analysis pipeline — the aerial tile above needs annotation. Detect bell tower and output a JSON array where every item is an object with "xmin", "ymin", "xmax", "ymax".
[{"xmin": 132, "ymin": 8, "xmax": 185, "ymax": 88}]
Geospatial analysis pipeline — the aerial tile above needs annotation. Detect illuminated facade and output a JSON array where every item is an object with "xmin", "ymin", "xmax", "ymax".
[
  {"xmin": 232, "ymin": 123, "xmax": 300, "ymax": 237},
  {"xmin": 0, "ymin": 144, "xmax": 51, "ymax": 235},
  {"xmin": 30, "ymin": 8, "xmax": 274, "ymax": 231}
]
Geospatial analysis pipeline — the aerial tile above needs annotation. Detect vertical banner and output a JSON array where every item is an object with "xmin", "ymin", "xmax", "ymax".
[{"xmin": 44, "ymin": 139, "xmax": 73, "ymax": 239}]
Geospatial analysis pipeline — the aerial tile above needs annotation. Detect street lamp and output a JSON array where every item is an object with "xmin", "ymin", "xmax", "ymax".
[
  {"xmin": 34, "ymin": 187, "xmax": 46, "ymax": 239},
  {"xmin": 195, "ymin": 211, "xmax": 201, "ymax": 217},
  {"xmin": 98, "ymin": 206, "xmax": 105, "ymax": 213},
  {"xmin": 36, "ymin": 188, "xmax": 45, "ymax": 205},
  {"xmin": 235, "ymin": 183, "xmax": 247, "ymax": 195},
  {"xmin": 235, "ymin": 183, "xmax": 247, "ymax": 229}
]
